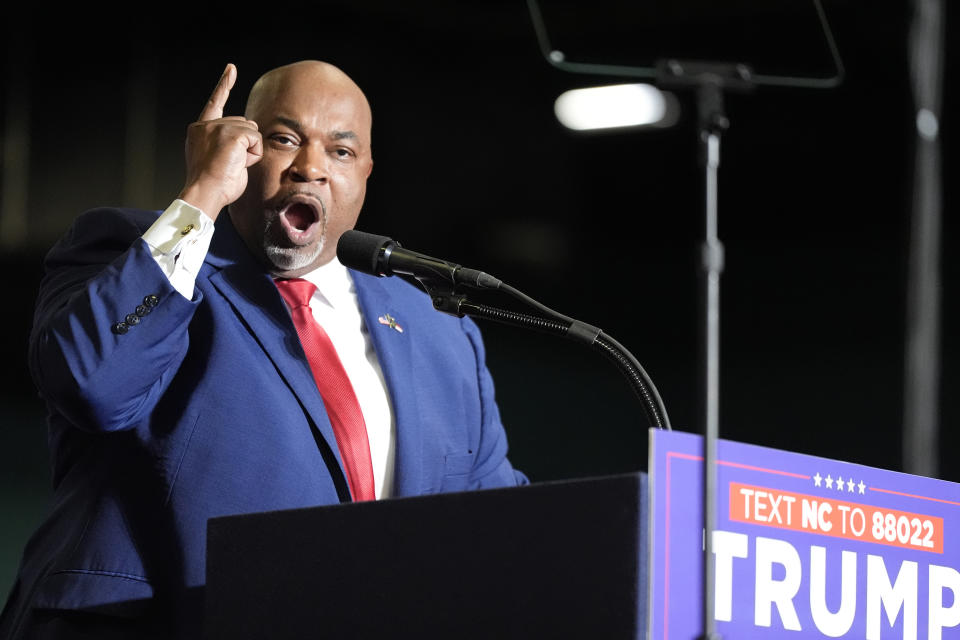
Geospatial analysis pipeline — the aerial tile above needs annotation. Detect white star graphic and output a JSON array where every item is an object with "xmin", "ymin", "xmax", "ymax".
[
  {"xmin": 825, "ymin": 475, "xmax": 834, "ymax": 489},
  {"xmin": 813, "ymin": 472, "xmax": 822, "ymax": 487},
  {"xmin": 858, "ymin": 480, "xmax": 866, "ymax": 494},
  {"xmin": 836, "ymin": 476, "xmax": 846, "ymax": 492},
  {"xmin": 847, "ymin": 479, "xmax": 855, "ymax": 492}
]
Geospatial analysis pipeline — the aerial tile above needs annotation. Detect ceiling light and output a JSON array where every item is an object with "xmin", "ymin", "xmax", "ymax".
[{"xmin": 554, "ymin": 83, "xmax": 679, "ymax": 131}]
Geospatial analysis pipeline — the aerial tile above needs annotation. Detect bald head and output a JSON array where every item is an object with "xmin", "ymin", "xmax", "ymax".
[{"xmin": 245, "ymin": 61, "xmax": 372, "ymax": 133}]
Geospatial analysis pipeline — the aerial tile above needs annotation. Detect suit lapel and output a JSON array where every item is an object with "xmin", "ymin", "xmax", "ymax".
[
  {"xmin": 203, "ymin": 215, "xmax": 349, "ymax": 494},
  {"xmin": 351, "ymin": 273, "xmax": 425, "ymax": 497}
]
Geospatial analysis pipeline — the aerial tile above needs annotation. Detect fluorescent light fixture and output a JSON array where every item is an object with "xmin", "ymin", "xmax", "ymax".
[{"xmin": 554, "ymin": 83, "xmax": 679, "ymax": 131}]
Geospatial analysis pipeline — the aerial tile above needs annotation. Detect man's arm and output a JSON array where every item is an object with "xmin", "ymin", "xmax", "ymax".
[
  {"xmin": 29, "ymin": 64, "xmax": 263, "ymax": 433},
  {"xmin": 29, "ymin": 208, "xmax": 201, "ymax": 432},
  {"xmin": 460, "ymin": 316, "xmax": 530, "ymax": 489}
]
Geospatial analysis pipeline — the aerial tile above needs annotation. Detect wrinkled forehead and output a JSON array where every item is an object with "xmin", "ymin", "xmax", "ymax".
[{"xmin": 245, "ymin": 66, "xmax": 372, "ymax": 140}]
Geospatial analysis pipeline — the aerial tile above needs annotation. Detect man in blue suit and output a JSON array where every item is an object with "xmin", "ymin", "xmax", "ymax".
[{"xmin": 1, "ymin": 61, "xmax": 527, "ymax": 639}]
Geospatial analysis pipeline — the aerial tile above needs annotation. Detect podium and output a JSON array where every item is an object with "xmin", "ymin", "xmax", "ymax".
[
  {"xmin": 207, "ymin": 430, "xmax": 960, "ymax": 638},
  {"xmin": 205, "ymin": 473, "xmax": 648, "ymax": 639}
]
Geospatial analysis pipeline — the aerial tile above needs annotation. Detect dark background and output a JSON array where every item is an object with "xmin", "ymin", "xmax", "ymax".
[{"xmin": 0, "ymin": 1, "xmax": 955, "ymax": 601}]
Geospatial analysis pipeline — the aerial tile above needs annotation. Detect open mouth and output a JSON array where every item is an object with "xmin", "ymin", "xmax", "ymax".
[
  {"xmin": 284, "ymin": 203, "xmax": 316, "ymax": 231},
  {"xmin": 277, "ymin": 196, "xmax": 323, "ymax": 244}
]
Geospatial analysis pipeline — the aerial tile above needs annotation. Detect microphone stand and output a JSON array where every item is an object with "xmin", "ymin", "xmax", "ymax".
[
  {"xmin": 525, "ymin": 3, "xmax": 844, "ymax": 635},
  {"xmin": 655, "ymin": 59, "xmax": 754, "ymax": 640}
]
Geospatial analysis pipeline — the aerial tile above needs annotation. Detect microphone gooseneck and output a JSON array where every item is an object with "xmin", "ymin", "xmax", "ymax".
[{"xmin": 336, "ymin": 229, "xmax": 672, "ymax": 430}]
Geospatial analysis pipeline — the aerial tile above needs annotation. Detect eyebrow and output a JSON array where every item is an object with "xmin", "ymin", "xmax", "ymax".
[
  {"xmin": 274, "ymin": 116, "xmax": 358, "ymax": 142},
  {"xmin": 275, "ymin": 116, "xmax": 305, "ymax": 134}
]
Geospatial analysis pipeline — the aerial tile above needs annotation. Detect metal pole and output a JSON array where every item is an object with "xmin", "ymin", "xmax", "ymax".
[
  {"xmin": 699, "ymin": 81, "xmax": 726, "ymax": 640},
  {"xmin": 903, "ymin": 0, "xmax": 944, "ymax": 478}
]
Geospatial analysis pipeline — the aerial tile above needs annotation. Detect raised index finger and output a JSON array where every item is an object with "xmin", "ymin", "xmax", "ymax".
[{"xmin": 198, "ymin": 63, "xmax": 237, "ymax": 121}]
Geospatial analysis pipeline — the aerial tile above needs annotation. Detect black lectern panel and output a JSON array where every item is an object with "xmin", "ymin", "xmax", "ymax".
[{"xmin": 206, "ymin": 473, "xmax": 647, "ymax": 639}]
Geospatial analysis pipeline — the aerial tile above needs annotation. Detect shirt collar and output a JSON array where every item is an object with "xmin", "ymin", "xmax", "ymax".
[{"xmin": 299, "ymin": 257, "xmax": 354, "ymax": 311}]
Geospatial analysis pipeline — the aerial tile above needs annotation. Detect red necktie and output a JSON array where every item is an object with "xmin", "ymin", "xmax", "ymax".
[{"xmin": 275, "ymin": 278, "xmax": 376, "ymax": 502}]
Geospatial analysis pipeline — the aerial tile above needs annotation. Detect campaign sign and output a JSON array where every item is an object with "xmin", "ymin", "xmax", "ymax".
[{"xmin": 648, "ymin": 430, "xmax": 960, "ymax": 639}]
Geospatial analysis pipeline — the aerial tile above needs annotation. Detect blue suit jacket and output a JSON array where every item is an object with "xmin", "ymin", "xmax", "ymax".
[{"xmin": 1, "ymin": 208, "xmax": 526, "ymax": 636}]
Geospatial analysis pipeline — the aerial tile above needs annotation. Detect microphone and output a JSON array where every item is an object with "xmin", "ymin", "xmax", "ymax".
[
  {"xmin": 338, "ymin": 232, "xmax": 671, "ymax": 430},
  {"xmin": 337, "ymin": 230, "xmax": 501, "ymax": 290}
]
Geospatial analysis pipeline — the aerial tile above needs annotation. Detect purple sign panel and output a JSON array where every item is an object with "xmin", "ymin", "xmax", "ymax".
[{"xmin": 648, "ymin": 430, "xmax": 960, "ymax": 639}]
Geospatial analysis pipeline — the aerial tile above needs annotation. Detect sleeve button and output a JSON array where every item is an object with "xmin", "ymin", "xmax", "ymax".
[
  {"xmin": 125, "ymin": 313, "xmax": 141, "ymax": 326},
  {"xmin": 135, "ymin": 304, "xmax": 151, "ymax": 317},
  {"xmin": 112, "ymin": 322, "xmax": 129, "ymax": 335},
  {"xmin": 143, "ymin": 294, "xmax": 160, "ymax": 308}
]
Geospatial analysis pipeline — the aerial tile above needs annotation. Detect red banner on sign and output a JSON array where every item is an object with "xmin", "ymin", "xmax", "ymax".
[{"xmin": 728, "ymin": 482, "xmax": 943, "ymax": 554}]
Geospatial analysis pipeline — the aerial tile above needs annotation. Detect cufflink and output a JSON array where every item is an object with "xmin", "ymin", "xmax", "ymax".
[{"xmin": 180, "ymin": 224, "xmax": 195, "ymax": 236}]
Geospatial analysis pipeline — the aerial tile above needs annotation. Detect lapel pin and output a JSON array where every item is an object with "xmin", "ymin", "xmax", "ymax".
[{"xmin": 378, "ymin": 313, "xmax": 403, "ymax": 333}]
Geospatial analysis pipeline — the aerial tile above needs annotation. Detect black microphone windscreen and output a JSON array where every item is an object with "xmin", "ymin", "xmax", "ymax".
[{"xmin": 337, "ymin": 230, "xmax": 392, "ymax": 275}]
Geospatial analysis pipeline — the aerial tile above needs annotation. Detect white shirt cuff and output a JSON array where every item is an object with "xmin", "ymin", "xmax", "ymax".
[{"xmin": 142, "ymin": 200, "xmax": 216, "ymax": 299}]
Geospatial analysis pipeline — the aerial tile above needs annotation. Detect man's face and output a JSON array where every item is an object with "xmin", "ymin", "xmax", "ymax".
[{"xmin": 229, "ymin": 64, "xmax": 373, "ymax": 277}]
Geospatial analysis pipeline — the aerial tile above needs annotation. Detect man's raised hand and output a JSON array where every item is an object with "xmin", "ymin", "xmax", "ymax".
[
  {"xmin": 199, "ymin": 62, "xmax": 237, "ymax": 122},
  {"xmin": 179, "ymin": 64, "xmax": 263, "ymax": 219}
]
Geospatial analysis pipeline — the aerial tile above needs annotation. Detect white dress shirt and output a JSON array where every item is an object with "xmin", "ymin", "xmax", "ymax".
[{"xmin": 142, "ymin": 200, "xmax": 396, "ymax": 499}]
